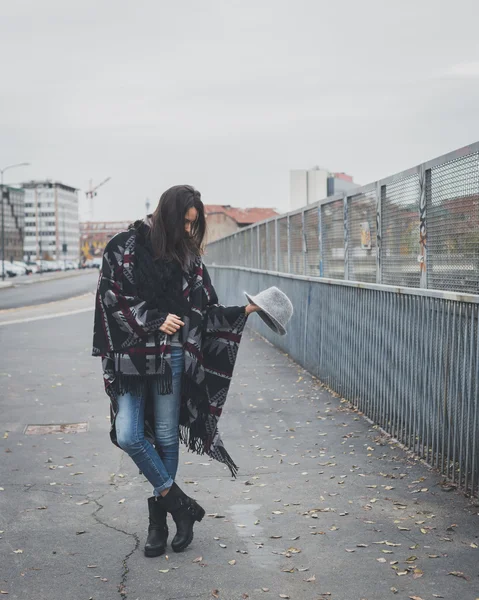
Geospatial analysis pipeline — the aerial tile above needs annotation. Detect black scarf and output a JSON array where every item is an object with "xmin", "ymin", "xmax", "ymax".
[{"xmin": 132, "ymin": 220, "xmax": 190, "ymax": 319}]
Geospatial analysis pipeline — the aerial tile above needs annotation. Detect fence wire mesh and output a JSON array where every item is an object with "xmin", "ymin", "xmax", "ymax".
[
  {"xmin": 258, "ymin": 223, "xmax": 267, "ymax": 270},
  {"xmin": 348, "ymin": 189, "xmax": 377, "ymax": 283},
  {"xmin": 381, "ymin": 174, "xmax": 421, "ymax": 287},
  {"xmin": 205, "ymin": 143, "xmax": 479, "ymax": 295},
  {"xmin": 428, "ymin": 152, "xmax": 479, "ymax": 293},
  {"xmin": 289, "ymin": 212, "xmax": 304, "ymax": 275},
  {"xmin": 266, "ymin": 220, "xmax": 276, "ymax": 271},
  {"xmin": 278, "ymin": 217, "xmax": 288, "ymax": 272},
  {"xmin": 304, "ymin": 207, "xmax": 320, "ymax": 277},
  {"xmin": 321, "ymin": 199, "xmax": 344, "ymax": 279}
]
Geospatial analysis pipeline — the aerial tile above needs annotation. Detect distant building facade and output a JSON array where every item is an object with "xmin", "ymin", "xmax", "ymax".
[
  {"xmin": 289, "ymin": 167, "xmax": 358, "ymax": 211},
  {"xmin": 205, "ymin": 205, "xmax": 279, "ymax": 243},
  {"xmin": 0, "ymin": 186, "xmax": 25, "ymax": 262},
  {"xmin": 80, "ymin": 221, "xmax": 131, "ymax": 262},
  {"xmin": 23, "ymin": 181, "xmax": 80, "ymax": 262}
]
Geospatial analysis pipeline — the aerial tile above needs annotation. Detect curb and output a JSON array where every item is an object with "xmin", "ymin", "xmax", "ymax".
[{"xmin": 0, "ymin": 269, "xmax": 97, "ymax": 290}]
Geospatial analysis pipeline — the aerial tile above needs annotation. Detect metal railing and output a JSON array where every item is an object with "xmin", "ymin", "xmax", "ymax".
[
  {"xmin": 206, "ymin": 142, "xmax": 479, "ymax": 295},
  {"xmin": 206, "ymin": 143, "xmax": 479, "ymax": 497},
  {"xmin": 209, "ymin": 266, "xmax": 479, "ymax": 497}
]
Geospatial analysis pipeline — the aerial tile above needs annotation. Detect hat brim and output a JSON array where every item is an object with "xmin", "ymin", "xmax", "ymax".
[{"xmin": 244, "ymin": 292, "xmax": 287, "ymax": 336}]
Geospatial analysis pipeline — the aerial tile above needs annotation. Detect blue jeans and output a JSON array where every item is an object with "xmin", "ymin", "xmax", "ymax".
[{"xmin": 115, "ymin": 347, "xmax": 184, "ymax": 495}]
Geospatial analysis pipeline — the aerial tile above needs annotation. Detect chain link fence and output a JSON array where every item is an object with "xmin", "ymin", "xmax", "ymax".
[{"xmin": 206, "ymin": 143, "xmax": 479, "ymax": 295}]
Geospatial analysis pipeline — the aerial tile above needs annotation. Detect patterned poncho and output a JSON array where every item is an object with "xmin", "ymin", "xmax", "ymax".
[{"xmin": 92, "ymin": 228, "xmax": 247, "ymax": 476}]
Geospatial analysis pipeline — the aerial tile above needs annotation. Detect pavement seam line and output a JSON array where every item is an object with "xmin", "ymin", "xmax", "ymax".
[{"xmin": 90, "ymin": 494, "xmax": 140, "ymax": 600}]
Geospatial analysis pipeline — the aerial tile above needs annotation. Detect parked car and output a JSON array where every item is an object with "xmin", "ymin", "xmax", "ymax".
[
  {"xmin": 2, "ymin": 261, "xmax": 26, "ymax": 277},
  {"xmin": 13, "ymin": 261, "xmax": 34, "ymax": 275}
]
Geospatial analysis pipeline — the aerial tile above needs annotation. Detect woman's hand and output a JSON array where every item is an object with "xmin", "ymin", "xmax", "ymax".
[
  {"xmin": 245, "ymin": 303, "xmax": 260, "ymax": 315},
  {"xmin": 159, "ymin": 314, "xmax": 185, "ymax": 335}
]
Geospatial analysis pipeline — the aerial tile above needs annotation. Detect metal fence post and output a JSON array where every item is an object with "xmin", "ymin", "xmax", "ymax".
[
  {"xmin": 257, "ymin": 225, "xmax": 261, "ymax": 270},
  {"xmin": 344, "ymin": 194, "xmax": 349, "ymax": 281},
  {"xmin": 376, "ymin": 182, "xmax": 383, "ymax": 284},
  {"xmin": 287, "ymin": 215, "xmax": 291, "ymax": 273},
  {"xmin": 250, "ymin": 227, "xmax": 254, "ymax": 268},
  {"xmin": 419, "ymin": 165, "xmax": 429, "ymax": 289},
  {"xmin": 275, "ymin": 218, "xmax": 280, "ymax": 272},
  {"xmin": 302, "ymin": 209, "xmax": 307, "ymax": 275},
  {"xmin": 318, "ymin": 204, "xmax": 323, "ymax": 277}
]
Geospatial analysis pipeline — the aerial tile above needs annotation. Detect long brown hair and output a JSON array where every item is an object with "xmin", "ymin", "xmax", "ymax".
[{"xmin": 149, "ymin": 185, "xmax": 206, "ymax": 264}]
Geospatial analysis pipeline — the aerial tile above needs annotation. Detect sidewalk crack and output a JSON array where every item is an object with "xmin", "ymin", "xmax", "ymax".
[{"xmin": 91, "ymin": 493, "xmax": 140, "ymax": 600}]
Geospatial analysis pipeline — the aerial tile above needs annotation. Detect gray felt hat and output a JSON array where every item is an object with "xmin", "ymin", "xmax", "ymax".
[{"xmin": 244, "ymin": 286, "xmax": 293, "ymax": 336}]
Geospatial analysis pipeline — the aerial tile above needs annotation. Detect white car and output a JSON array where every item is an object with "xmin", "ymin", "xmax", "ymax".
[
  {"xmin": 13, "ymin": 261, "xmax": 35, "ymax": 275},
  {"xmin": 2, "ymin": 261, "xmax": 26, "ymax": 277}
]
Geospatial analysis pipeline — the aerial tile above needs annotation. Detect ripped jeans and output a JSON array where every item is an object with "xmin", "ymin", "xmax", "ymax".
[{"xmin": 115, "ymin": 347, "xmax": 184, "ymax": 495}]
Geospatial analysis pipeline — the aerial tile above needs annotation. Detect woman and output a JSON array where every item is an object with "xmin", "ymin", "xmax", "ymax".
[{"xmin": 92, "ymin": 185, "xmax": 259, "ymax": 557}]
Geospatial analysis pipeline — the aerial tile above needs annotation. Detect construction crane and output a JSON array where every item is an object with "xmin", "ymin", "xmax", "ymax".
[{"xmin": 85, "ymin": 177, "xmax": 111, "ymax": 221}]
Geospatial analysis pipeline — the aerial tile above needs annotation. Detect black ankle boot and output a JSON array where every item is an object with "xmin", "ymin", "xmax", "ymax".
[
  {"xmin": 158, "ymin": 482, "xmax": 205, "ymax": 552},
  {"xmin": 144, "ymin": 496, "xmax": 169, "ymax": 557}
]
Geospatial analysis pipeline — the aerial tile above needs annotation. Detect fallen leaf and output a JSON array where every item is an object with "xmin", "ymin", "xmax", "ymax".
[
  {"xmin": 448, "ymin": 571, "xmax": 469, "ymax": 580},
  {"xmin": 409, "ymin": 596, "xmax": 424, "ymax": 600},
  {"xmin": 413, "ymin": 568, "xmax": 424, "ymax": 579},
  {"xmin": 212, "ymin": 591, "xmax": 220, "ymax": 599},
  {"xmin": 118, "ymin": 498, "xmax": 126, "ymax": 504},
  {"xmin": 193, "ymin": 556, "xmax": 203, "ymax": 563},
  {"xmin": 228, "ymin": 560, "xmax": 236, "ymax": 565},
  {"xmin": 261, "ymin": 588, "xmax": 269, "ymax": 592},
  {"xmin": 305, "ymin": 575, "xmax": 316, "ymax": 582},
  {"xmin": 158, "ymin": 569, "xmax": 169, "ymax": 573},
  {"xmin": 279, "ymin": 595, "xmax": 290, "ymax": 599},
  {"xmin": 13, "ymin": 550, "xmax": 23, "ymax": 554}
]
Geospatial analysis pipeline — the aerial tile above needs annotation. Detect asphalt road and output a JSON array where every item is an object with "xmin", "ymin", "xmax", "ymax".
[
  {"xmin": 0, "ymin": 270, "xmax": 98, "ymax": 310},
  {"xmin": 0, "ymin": 292, "xmax": 478, "ymax": 600}
]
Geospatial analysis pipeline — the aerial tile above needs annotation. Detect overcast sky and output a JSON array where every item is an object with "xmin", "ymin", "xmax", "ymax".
[{"xmin": 1, "ymin": 0, "xmax": 479, "ymax": 221}]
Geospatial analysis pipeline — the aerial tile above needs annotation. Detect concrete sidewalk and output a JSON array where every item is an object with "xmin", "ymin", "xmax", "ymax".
[
  {"xmin": 0, "ymin": 268, "xmax": 94, "ymax": 289},
  {"xmin": 0, "ymin": 305, "xmax": 478, "ymax": 600}
]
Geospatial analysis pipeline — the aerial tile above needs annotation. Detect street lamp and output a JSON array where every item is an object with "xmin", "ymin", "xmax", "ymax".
[{"xmin": 1, "ymin": 162, "xmax": 30, "ymax": 281}]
